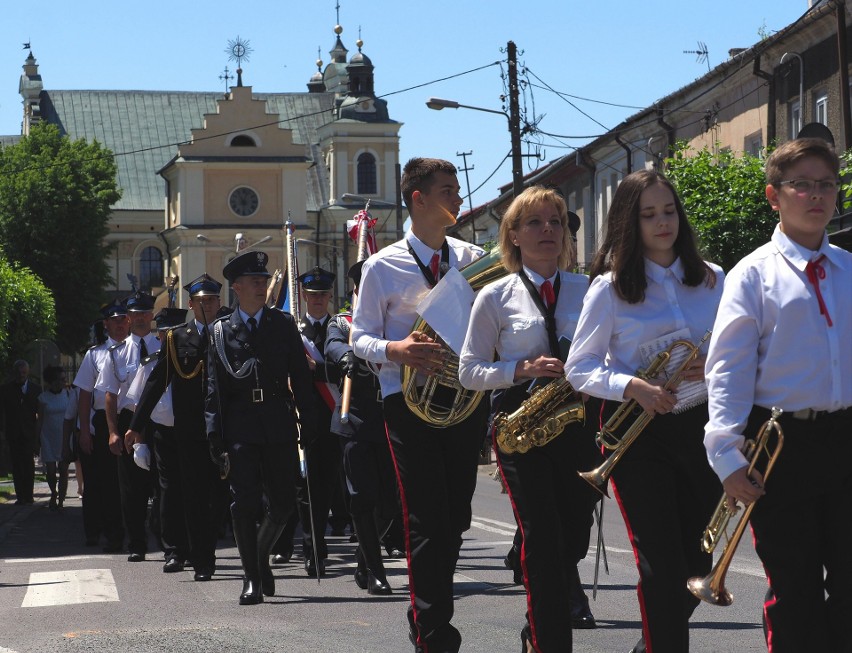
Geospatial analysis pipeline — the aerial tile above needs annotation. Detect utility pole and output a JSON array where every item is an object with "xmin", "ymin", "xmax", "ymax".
[
  {"xmin": 456, "ymin": 150, "xmax": 480, "ymax": 243},
  {"xmin": 507, "ymin": 40, "xmax": 524, "ymax": 198},
  {"xmin": 456, "ymin": 151, "xmax": 474, "ymax": 210}
]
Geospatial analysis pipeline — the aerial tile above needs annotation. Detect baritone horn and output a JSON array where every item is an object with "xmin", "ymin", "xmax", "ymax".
[
  {"xmin": 687, "ymin": 408, "xmax": 784, "ymax": 606},
  {"xmin": 577, "ymin": 330, "xmax": 711, "ymax": 497},
  {"xmin": 401, "ymin": 247, "xmax": 507, "ymax": 427}
]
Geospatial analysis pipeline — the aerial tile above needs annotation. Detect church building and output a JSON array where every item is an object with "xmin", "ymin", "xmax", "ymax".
[{"xmin": 11, "ymin": 23, "xmax": 404, "ymax": 310}]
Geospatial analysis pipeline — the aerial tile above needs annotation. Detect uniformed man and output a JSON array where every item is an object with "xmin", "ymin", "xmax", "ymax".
[
  {"xmin": 205, "ymin": 250, "xmax": 316, "ymax": 605},
  {"xmin": 95, "ymin": 291, "xmax": 159, "ymax": 562},
  {"xmin": 294, "ymin": 265, "xmax": 343, "ymax": 577},
  {"xmin": 126, "ymin": 276, "xmax": 226, "ymax": 582},
  {"xmin": 325, "ymin": 260, "xmax": 395, "ymax": 595},
  {"xmin": 72, "ymin": 301, "xmax": 129, "ymax": 550}
]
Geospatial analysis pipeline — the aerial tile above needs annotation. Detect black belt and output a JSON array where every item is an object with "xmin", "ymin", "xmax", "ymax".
[{"xmin": 790, "ymin": 407, "xmax": 844, "ymax": 421}]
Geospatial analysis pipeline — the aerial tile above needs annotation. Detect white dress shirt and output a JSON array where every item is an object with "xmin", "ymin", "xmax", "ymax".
[
  {"xmin": 565, "ymin": 257, "xmax": 724, "ymax": 402},
  {"xmin": 459, "ymin": 269, "xmax": 588, "ymax": 391},
  {"xmin": 95, "ymin": 332, "xmax": 161, "ymax": 412},
  {"xmin": 704, "ymin": 226, "xmax": 852, "ymax": 482},
  {"xmin": 126, "ymin": 356, "xmax": 174, "ymax": 427},
  {"xmin": 352, "ymin": 232, "xmax": 486, "ymax": 397},
  {"xmin": 72, "ymin": 337, "xmax": 121, "ymax": 411}
]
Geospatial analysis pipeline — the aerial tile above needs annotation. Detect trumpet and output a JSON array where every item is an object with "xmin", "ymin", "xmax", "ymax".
[
  {"xmin": 578, "ymin": 330, "xmax": 711, "ymax": 497},
  {"xmin": 687, "ymin": 408, "xmax": 784, "ymax": 606}
]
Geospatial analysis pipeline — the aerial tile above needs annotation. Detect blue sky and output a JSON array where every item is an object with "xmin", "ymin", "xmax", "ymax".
[{"xmin": 1, "ymin": 1, "xmax": 811, "ymax": 211}]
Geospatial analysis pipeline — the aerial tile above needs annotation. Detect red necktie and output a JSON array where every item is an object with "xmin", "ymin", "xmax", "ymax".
[
  {"xmin": 540, "ymin": 280, "xmax": 555, "ymax": 308},
  {"xmin": 429, "ymin": 253, "xmax": 440, "ymax": 283},
  {"xmin": 805, "ymin": 255, "xmax": 832, "ymax": 327}
]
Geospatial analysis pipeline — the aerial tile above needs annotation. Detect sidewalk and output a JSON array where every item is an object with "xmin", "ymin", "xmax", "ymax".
[{"xmin": 0, "ymin": 462, "xmax": 79, "ymax": 545}]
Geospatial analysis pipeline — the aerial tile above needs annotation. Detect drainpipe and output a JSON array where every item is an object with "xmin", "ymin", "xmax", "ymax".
[
  {"xmin": 656, "ymin": 108, "xmax": 675, "ymax": 161},
  {"xmin": 837, "ymin": 3, "xmax": 852, "ymax": 149},
  {"xmin": 614, "ymin": 130, "xmax": 632, "ymax": 174},
  {"xmin": 752, "ymin": 53, "xmax": 777, "ymax": 146}
]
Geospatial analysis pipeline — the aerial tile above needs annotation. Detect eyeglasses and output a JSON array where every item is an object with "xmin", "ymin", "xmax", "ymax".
[{"xmin": 778, "ymin": 179, "xmax": 840, "ymax": 195}]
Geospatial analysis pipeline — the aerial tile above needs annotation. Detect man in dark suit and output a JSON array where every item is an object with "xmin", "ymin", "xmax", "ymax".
[
  {"xmin": 295, "ymin": 266, "xmax": 343, "ymax": 577},
  {"xmin": 1, "ymin": 360, "xmax": 41, "ymax": 504},
  {"xmin": 126, "ymin": 274, "xmax": 226, "ymax": 582},
  {"xmin": 205, "ymin": 250, "xmax": 316, "ymax": 605}
]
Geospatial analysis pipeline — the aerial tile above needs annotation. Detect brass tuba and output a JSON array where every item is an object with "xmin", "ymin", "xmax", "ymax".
[
  {"xmin": 494, "ymin": 377, "xmax": 585, "ymax": 454},
  {"xmin": 401, "ymin": 247, "xmax": 507, "ymax": 427},
  {"xmin": 687, "ymin": 408, "xmax": 784, "ymax": 606},
  {"xmin": 578, "ymin": 330, "xmax": 712, "ymax": 496}
]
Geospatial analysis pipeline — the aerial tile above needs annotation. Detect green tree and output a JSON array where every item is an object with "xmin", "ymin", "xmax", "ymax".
[
  {"xmin": 665, "ymin": 143, "xmax": 777, "ymax": 272},
  {"xmin": 0, "ymin": 256, "xmax": 56, "ymax": 371},
  {"xmin": 0, "ymin": 123, "xmax": 121, "ymax": 353}
]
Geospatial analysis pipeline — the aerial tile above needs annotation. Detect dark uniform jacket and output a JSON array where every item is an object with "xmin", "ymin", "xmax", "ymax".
[
  {"xmin": 324, "ymin": 313, "xmax": 384, "ymax": 442},
  {"xmin": 1, "ymin": 379, "xmax": 42, "ymax": 450},
  {"xmin": 298, "ymin": 315, "xmax": 339, "ymax": 434},
  {"xmin": 205, "ymin": 307, "xmax": 316, "ymax": 445},
  {"xmin": 130, "ymin": 322, "xmax": 207, "ymax": 440}
]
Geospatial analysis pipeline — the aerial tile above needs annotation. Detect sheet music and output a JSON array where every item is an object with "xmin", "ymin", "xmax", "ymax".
[
  {"xmin": 416, "ymin": 267, "xmax": 475, "ymax": 356},
  {"xmin": 638, "ymin": 328, "xmax": 707, "ymax": 414}
]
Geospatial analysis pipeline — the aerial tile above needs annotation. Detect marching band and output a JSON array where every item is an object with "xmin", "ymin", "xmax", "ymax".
[{"xmin": 18, "ymin": 142, "xmax": 848, "ymax": 653}]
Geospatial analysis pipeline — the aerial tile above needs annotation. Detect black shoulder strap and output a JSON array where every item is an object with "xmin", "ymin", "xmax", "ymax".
[
  {"xmin": 517, "ymin": 271, "xmax": 562, "ymax": 360},
  {"xmin": 407, "ymin": 240, "xmax": 450, "ymax": 287}
]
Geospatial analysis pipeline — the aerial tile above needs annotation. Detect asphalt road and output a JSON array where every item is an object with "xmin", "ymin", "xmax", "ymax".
[{"xmin": 0, "ymin": 465, "xmax": 769, "ymax": 652}]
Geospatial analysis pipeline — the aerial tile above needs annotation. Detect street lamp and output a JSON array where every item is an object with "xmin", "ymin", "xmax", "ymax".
[
  {"xmin": 427, "ymin": 96, "xmax": 524, "ymax": 199},
  {"xmin": 780, "ymin": 52, "xmax": 804, "ymax": 134},
  {"xmin": 196, "ymin": 233, "xmax": 271, "ymax": 252}
]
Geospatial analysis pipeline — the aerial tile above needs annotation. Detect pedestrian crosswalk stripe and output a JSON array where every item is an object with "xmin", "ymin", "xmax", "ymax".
[{"xmin": 21, "ymin": 569, "xmax": 119, "ymax": 607}]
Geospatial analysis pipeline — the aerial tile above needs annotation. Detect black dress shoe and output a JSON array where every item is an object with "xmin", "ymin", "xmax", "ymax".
[
  {"xmin": 571, "ymin": 612, "xmax": 597, "ymax": 629},
  {"xmin": 163, "ymin": 557, "xmax": 184, "ymax": 573},
  {"xmin": 271, "ymin": 552, "xmax": 290, "ymax": 565},
  {"xmin": 127, "ymin": 552, "xmax": 145, "ymax": 562},
  {"xmin": 366, "ymin": 571, "xmax": 392, "ymax": 595},
  {"xmin": 385, "ymin": 547, "xmax": 405, "ymax": 559},
  {"xmin": 239, "ymin": 578, "xmax": 263, "ymax": 605},
  {"xmin": 304, "ymin": 557, "xmax": 326, "ymax": 578},
  {"xmin": 260, "ymin": 565, "xmax": 275, "ymax": 597},
  {"xmin": 193, "ymin": 567, "xmax": 214, "ymax": 581},
  {"xmin": 354, "ymin": 567, "xmax": 368, "ymax": 590}
]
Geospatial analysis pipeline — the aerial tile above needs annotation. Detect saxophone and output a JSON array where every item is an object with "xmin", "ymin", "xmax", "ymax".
[{"xmin": 493, "ymin": 377, "xmax": 585, "ymax": 454}]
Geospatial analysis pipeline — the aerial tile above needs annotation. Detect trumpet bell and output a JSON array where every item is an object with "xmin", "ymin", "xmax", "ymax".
[{"xmin": 686, "ymin": 575, "xmax": 733, "ymax": 607}]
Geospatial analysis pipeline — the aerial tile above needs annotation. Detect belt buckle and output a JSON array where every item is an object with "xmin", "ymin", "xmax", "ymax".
[{"xmin": 252, "ymin": 388, "xmax": 264, "ymax": 403}]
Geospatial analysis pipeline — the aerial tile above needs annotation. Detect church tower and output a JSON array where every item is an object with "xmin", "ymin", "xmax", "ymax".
[{"xmin": 19, "ymin": 51, "xmax": 43, "ymax": 135}]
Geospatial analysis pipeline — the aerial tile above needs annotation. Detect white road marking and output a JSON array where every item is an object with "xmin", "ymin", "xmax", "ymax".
[
  {"xmin": 469, "ymin": 520, "xmax": 515, "ymax": 536},
  {"xmin": 471, "ymin": 516, "xmax": 516, "ymax": 530},
  {"xmin": 5, "ymin": 555, "xmax": 104, "ymax": 564},
  {"xmin": 21, "ymin": 569, "xmax": 119, "ymax": 607}
]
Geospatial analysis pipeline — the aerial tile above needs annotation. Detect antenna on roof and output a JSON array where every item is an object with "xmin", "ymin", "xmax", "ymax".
[{"xmin": 683, "ymin": 41, "xmax": 710, "ymax": 73}]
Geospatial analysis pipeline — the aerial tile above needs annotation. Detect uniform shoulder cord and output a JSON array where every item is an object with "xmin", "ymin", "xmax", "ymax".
[{"xmin": 166, "ymin": 328, "xmax": 204, "ymax": 380}]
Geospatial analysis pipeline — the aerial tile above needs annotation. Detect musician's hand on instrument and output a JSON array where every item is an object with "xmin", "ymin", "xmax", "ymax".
[
  {"xmin": 625, "ymin": 377, "xmax": 676, "ymax": 416},
  {"xmin": 305, "ymin": 353, "xmax": 317, "ymax": 371},
  {"xmin": 723, "ymin": 467, "xmax": 765, "ymax": 507},
  {"xmin": 514, "ymin": 355, "xmax": 563, "ymax": 381},
  {"xmin": 680, "ymin": 354, "xmax": 707, "ymax": 383},
  {"xmin": 387, "ymin": 332, "xmax": 443, "ymax": 375}
]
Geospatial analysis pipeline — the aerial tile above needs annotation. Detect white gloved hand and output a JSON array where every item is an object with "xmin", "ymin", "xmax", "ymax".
[{"xmin": 132, "ymin": 443, "xmax": 151, "ymax": 471}]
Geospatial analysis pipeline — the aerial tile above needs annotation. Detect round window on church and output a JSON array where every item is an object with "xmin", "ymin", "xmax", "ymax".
[{"xmin": 229, "ymin": 186, "xmax": 259, "ymax": 217}]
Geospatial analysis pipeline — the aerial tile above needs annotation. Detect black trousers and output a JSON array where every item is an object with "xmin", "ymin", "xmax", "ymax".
[
  {"xmin": 341, "ymin": 436, "xmax": 398, "ymax": 519},
  {"xmin": 153, "ymin": 424, "xmax": 223, "ymax": 569},
  {"xmin": 84, "ymin": 410, "xmax": 123, "ymax": 546},
  {"xmin": 229, "ymin": 440, "xmax": 298, "ymax": 526},
  {"xmin": 297, "ymin": 432, "xmax": 341, "ymax": 559},
  {"xmin": 609, "ymin": 404, "xmax": 720, "ymax": 653},
  {"xmin": 496, "ymin": 419, "xmax": 601, "ymax": 653},
  {"xmin": 748, "ymin": 406, "xmax": 852, "ymax": 653},
  {"xmin": 116, "ymin": 408, "xmax": 153, "ymax": 555},
  {"xmin": 8, "ymin": 433, "xmax": 35, "ymax": 503},
  {"xmin": 383, "ymin": 392, "xmax": 487, "ymax": 653}
]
